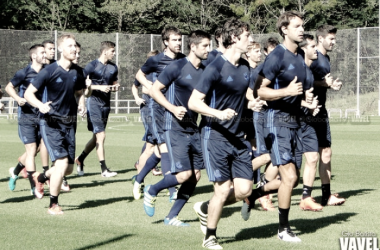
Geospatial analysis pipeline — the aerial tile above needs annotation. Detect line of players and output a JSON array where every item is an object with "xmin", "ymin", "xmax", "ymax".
[
  {"xmin": 131, "ymin": 11, "xmax": 345, "ymax": 249},
  {"xmin": 6, "ymin": 36, "xmax": 121, "ymax": 215}
]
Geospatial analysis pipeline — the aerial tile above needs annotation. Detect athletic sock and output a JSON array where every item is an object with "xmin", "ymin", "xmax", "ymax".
[
  {"xmin": 136, "ymin": 153, "xmax": 160, "ymax": 183},
  {"xmin": 27, "ymin": 171, "xmax": 36, "ymax": 188},
  {"xmin": 14, "ymin": 162, "xmax": 24, "ymax": 176},
  {"xmin": 140, "ymin": 143, "xmax": 146, "ymax": 154},
  {"xmin": 278, "ymin": 207, "xmax": 290, "ymax": 232},
  {"xmin": 77, "ymin": 151, "xmax": 88, "ymax": 168},
  {"xmin": 42, "ymin": 166, "xmax": 49, "ymax": 173},
  {"xmin": 302, "ymin": 185, "xmax": 313, "ymax": 199},
  {"xmin": 205, "ymin": 228, "xmax": 217, "ymax": 240},
  {"xmin": 248, "ymin": 186, "xmax": 277, "ymax": 204},
  {"xmin": 167, "ymin": 181, "xmax": 197, "ymax": 219},
  {"xmin": 200, "ymin": 200, "xmax": 210, "ymax": 214},
  {"xmin": 148, "ymin": 173, "xmax": 179, "ymax": 196},
  {"xmin": 100, "ymin": 160, "xmax": 107, "ymax": 172},
  {"xmin": 321, "ymin": 184, "xmax": 331, "ymax": 205},
  {"xmin": 49, "ymin": 195, "xmax": 59, "ymax": 207},
  {"xmin": 38, "ymin": 173, "xmax": 49, "ymax": 184}
]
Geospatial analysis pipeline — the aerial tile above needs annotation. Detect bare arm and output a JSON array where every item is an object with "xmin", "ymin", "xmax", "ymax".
[
  {"xmin": 150, "ymin": 80, "xmax": 186, "ymax": 120},
  {"xmin": 132, "ymin": 84, "xmax": 145, "ymax": 106},
  {"xmin": 136, "ymin": 69, "xmax": 153, "ymax": 90},
  {"xmin": 254, "ymin": 75, "xmax": 303, "ymax": 101},
  {"xmin": 24, "ymin": 85, "xmax": 51, "ymax": 113},
  {"xmin": 188, "ymin": 89, "xmax": 236, "ymax": 121},
  {"xmin": 5, "ymin": 82, "xmax": 26, "ymax": 106}
]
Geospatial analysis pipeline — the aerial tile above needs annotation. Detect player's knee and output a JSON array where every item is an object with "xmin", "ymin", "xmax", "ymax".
[
  {"xmin": 321, "ymin": 148, "xmax": 332, "ymax": 162},
  {"xmin": 307, "ymin": 153, "xmax": 319, "ymax": 165},
  {"xmin": 236, "ymin": 185, "xmax": 252, "ymax": 199},
  {"xmin": 195, "ymin": 170, "xmax": 201, "ymax": 182}
]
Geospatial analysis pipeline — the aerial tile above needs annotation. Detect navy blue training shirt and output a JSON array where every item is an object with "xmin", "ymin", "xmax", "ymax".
[
  {"xmin": 32, "ymin": 62, "xmax": 85, "ymax": 126},
  {"xmin": 158, "ymin": 57, "xmax": 205, "ymax": 133},
  {"xmin": 310, "ymin": 50, "xmax": 330, "ymax": 109},
  {"xmin": 301, "ymin": 66, "xmax": 315, "ymax": 116},
  {"xmin": 202, "ymin": 49, "xmax": 222, "ymax": 67},
  {"xmin": 10, "ymin": 64, "xmax": 43, "ymax": 119},
  {"xmin": 134, "ymin": 72, "xmax": 156, "ymax": 105},
  {"xmin": 259, "ymin": 44, "xmax": 307, "ymax": 128},
  {"xmin": 84, "ymin": 60, "xmax": 118, "ymax": 106},
  {"xmin": 195, "ymin": 55, "xmax": 252, "ymax": 141}
]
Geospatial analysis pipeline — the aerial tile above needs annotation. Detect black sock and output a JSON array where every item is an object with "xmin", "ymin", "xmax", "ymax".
[
  {"xmin": 302, "ymin": 185, "xmax": 313, "ymax": 199},
  {"xmin": 50, "ymin": 195, "xmax": 59, "ymax": 207},
  {"xmin": 321, "ymin": 184, "xmax": 331, "ymax": 205},
  {"xmin": 14, "ymin": 162, "xmax": 24, "ymax": 176},
  {"xmin": 100, "ymin": 160, "xmax": 107, "ymax": 172},
  {"xmin": 200, "ymin": 200, "xmax": 210, "ymax": 214},
  {"xmin": 205, "ymin": 228, "xmax": 217, "ymax": 240},
  {"xmin": 248, "ymin": 186, "xmax": 277, "ymax": 204},
  {"xmin": 38, "ymin": 173, "xmax": 49, "ymax": 184},
  {"xmin": 78, "ymin": 151, "xmax": 88, "ymax": 163},
  {"xmin": 42, "ymin": 166, "xmax": 49, "ymax": 173},
  {"xmin": 278, "ymin": 207, "xmax": 290, "ymax": 232},
  {"xmin": 27, "ymin": 171, "xmax": 36, "ymax": 188}
]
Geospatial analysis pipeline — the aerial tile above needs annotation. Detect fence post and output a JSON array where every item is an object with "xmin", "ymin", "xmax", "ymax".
[
  {"xmin": 115, "ymin": 32, "xmax": 119, "ymax": 114},
  {"xmin": 54, "ymin": 30, "xmax": 57, "ymax": 60},
  {"xmin": 357, "ymin": 28, "xmax": 360, "ymax": 117},
  {"xmin": 151, "ymin": 34, "xmax": 154, "ymax": 51}
]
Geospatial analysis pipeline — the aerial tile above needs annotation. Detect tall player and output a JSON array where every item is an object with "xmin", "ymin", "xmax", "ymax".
[
  {"xmin": 134, "ymin": 26, "xmax": 186, "ymax": 201},
  {"xmin": 310, "ymin": 25, "xmax": 345, "ymax": 206},
  {"xmin": 75, "ymin": 41, "xmax": 120, "ymax": 177},
  {"xmin": 189, "ymin": 18, "xmax": 261, "ymax": 249},
  {"xmin": 25, "ymin": 34, "xmax": 86, "ymax": 214},
  {"xmin": 42, "ymin": 40, "xmax": 56, "ymax": 65},
  {"xmin": 5, "ymin": 44, "xmax": 47, "ymax": 195},
  {"xmin": 254, "ymin": 11, "xmax": 307, "ymax": 242},
  {"xmin": 202, "ymin": 27, "xmax": 225, "ymax": 67},
  {"xmin": 143, "ymin": 30, "xmax": 210, "ymax": 226}
]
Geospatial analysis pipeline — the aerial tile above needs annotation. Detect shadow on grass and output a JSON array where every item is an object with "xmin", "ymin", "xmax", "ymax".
[
  {"xmin": 151, "ymin": 218, "xmax": 199, "ymax": 224},
  {"xmin": 221, "ymin": 212, "xmax": 357, "ymax": 244},
  {"xmin": 67, "ymin": 196, "xmax": 134, "ymax": 211},
  {"xmin": 1, "ymin": 195, "xmax": 36, "ymax": 203},
  {"xmin": 67, "ymin": 168, "xmax": 135, "ymax": 180},
  {"xmin": 75, "ymin": 233, "xmax": 134, "ymax": 250},
  {"xmin": 306, "ymin": 188, "xmax": 375, "ymax": 204},
  {"xmin": 193, "ymin": 184, "xmax": 214, "ymax": 196},
  {"xmin": 69, "ymin": 179, "xmax": 129, "ymax": 189}
]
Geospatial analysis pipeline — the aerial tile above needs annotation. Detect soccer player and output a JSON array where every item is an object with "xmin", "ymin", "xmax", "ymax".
[
  {"xmin": 75, "ymin": 41, "xmax": 120, "ymax": 177},
  {"xmin": 253, "ymin": 11, "xmax": 307, "ymax": 242},
  {"xmin": 5, "ymin": 44, "xmax": 48, "ymax": 195},
  {"xmin": 134, "ymin": 26, "xmax": 186, "ymax": 201},
  {"xmin": 202, "ymin": 27, "xmax": 225, "ymax": 67},
  {"xmin": 143, "ymin": 30, "xmax": 210, "ymax": 226},
  {"xmin": 25, "ymin": 34, "xmax": 86, "ymax": 214},
  {"xmin": 309, "ymin": 25, "xmax": 345, "ymax": 206},
  {"xmin": 42, "ymin": 40, "xmax": 56, "ymax": 65},
  {"xmin": 189, "ymin": 18, "xmax": 260, "ymax": 249},
  {"xmin": 0, "ymin": 87, "xmax": 4, "ymax": 111},
  {"xmin": 263, "ymin": 37, "xmax": 280, "ymax": 56}
]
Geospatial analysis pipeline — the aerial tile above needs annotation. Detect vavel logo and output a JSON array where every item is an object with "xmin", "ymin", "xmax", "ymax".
[{"xmin": 340, "ymin": 232, "xmax": 379, "ymax": 250}]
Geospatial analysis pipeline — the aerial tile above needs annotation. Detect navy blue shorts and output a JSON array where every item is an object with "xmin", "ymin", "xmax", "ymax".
[
  {"xmin": 202, "ymin": 137, "xmax": 253, "ymax": 182},
  {"xmin": 87, "ymin": 97, "xmax": 110, "ymax": 134},
  {"xmin": 308, "ymin": 110, "xmax": 331, "ymax": 148},
  {"xmin": 140, "ymin": 104, "xmax": 154, "ymax": 144},
  {"xmin": 264, "ymin": 126, "xmax": 303, "ymax": 169},
  {"xmin": 165, "ymin": 130, "xmax": 204, "ymax": 174},
  {"xmin": 301, "ymin": 121, "xmax": 318, "ymax": 153},
  {"xmin": 40, "ymin": 119, "xmax": 75, "ymax": 164},
  {"xmin": 18, "ymin": 114, "xmax": 41, "ymax": 145},
  {"xmin": 254, "ymin": 111, "xmax": 268, "ymax": 157},
  {"xmin": 146, "ymin": 100, "xmax": 165, "ymax": 144}
]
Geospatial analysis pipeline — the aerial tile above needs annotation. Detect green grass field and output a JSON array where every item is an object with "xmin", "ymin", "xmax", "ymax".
[{"xmin": 0, "ymin": 116, "xmax": 379, "ymax": 250}]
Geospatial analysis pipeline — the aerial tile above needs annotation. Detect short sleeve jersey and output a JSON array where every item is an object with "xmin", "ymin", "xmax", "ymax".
[
  {"xmin": 310, "ymin": 50, "xmax": 330, "ymax": 109},
  {"xmin": 259, "ymin": 45, "xmax": 306, "ymax": 128},
  {"xmin": 133, "ymin": 74, "xmax": 155, "ymax": 105},
  {"xmin": 195, "ymin": 55, "xmax": 252, "ymax": 141},
  {"xmin": 158, "ymin": 57, "xmax": 205, "ymax": 133},
  {"xmin": 84, "ymin": 60, "xmax": 118, "ymax": 106},
  {"xmin": 10, "ymin": 64, "xmax": 43, "ymax": 117},
  {"xmin": 32, "ymin": 62, "xmax": 85, "ymax": 126},
  {"xmin": 249, "ymin": 63, "xmax": 264, "ymax": 90},
  {"xmin": 202, "ymin": 49, "xmax": 222, "ymax": 67}
]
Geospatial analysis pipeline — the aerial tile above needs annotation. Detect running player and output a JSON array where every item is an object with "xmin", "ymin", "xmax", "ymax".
[
  {"xmin": 310, "ymin": 24, "xmax": 345, "ymax": 206},
  {"xmin": 143, "ymin": 30, "xmax": 210, "ymax": 226},
  {"xmin": 25, "ymin": 34, "xmax": 86, "ymax": 214},
  {"xmin": 202, "ymin": 27, "xmax": 225, "ymax": 67},
  {"xmin": 5, "ymin": 44, "xmax": 48, "ymax": 195},
  {"xmin": 134, "ymin": 26, "xmax": 186, "ymax": 201},
  {"xmin": 42, "ymin": 40, "xmax": 56, "ymax": 65},
  {"xmin": 75, "ymin": 41, "xmax": 120, "ymax": 177},
  {"xmin": 190, "ymin": 18, "xmax": 260, "ymax": 249}
]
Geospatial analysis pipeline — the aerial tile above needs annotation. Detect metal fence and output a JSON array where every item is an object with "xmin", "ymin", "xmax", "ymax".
[{"xmin": 0, "ymin": 28, "xmax": 378, "ymax": 116}]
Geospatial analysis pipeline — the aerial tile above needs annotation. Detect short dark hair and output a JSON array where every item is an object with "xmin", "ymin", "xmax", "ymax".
[
  {"xmin": 299, "ymin": 34, "xmax": 314, "ymax": 48},
  {"xmin": 147, "ymin": 50, "xmax": 159, "ymax": 58},
  {"xmin": 42, "ymin": 40, "xmax": 54, "ymax": 47},
  {"xmin": 187, "ymin": 30, "xmax": 211, "ymax": 50},
  {"xmin": 161, "ymin": 26, "xmax": 181, "ymax": 47},
  {"xmin": 214, "ymin": 27, "xmax": 223, "ymax": 46},
  {"xmin": 316, "ymin": 24, "xmax": 337, "ymax": 39},
  {"xmin": 29, "ymin": 44, "xmax": 45, "ymax": 61},
  {"xmin": 276, "ymin": 11, "xmax": 304, "ymax": 38},
  {"xmin": 222, "ymin": 18, "xmax": 250, "ymax": 48},
  {"xmin": 100, "ymin": 41, "xmax": 115, "ymax": 54},
  {"xmin": 76, "ymin": 42, "xmax": 81, "ymax": 48},
  {"xmin": 263, "ymin": 37, "xmax": 280, "ymax": 52}
]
